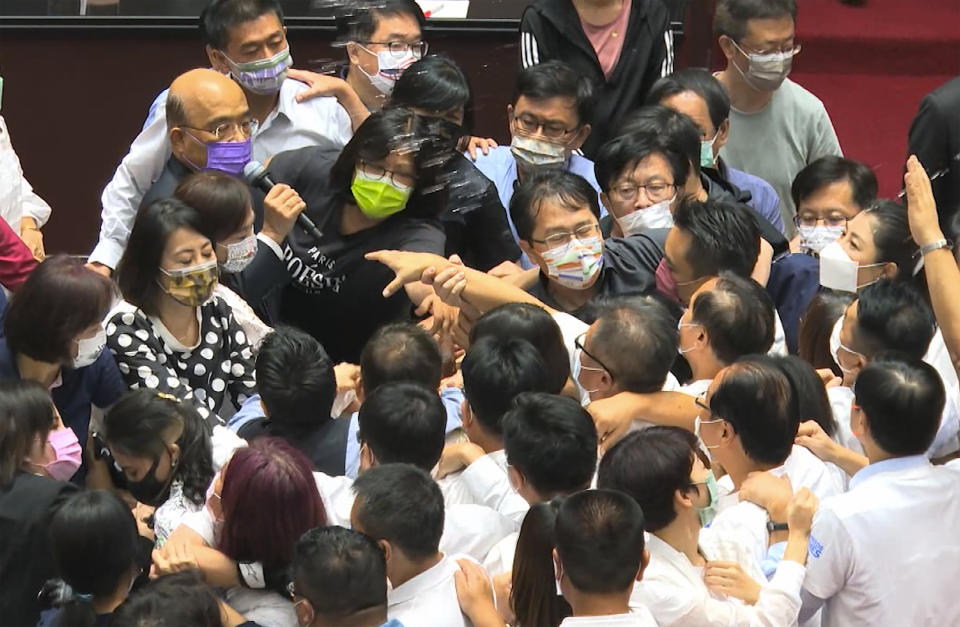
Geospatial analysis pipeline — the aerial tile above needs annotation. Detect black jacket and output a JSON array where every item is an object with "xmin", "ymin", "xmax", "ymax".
[
  {"xmin": 907, "ymin": 75, "xmax": 960, "ymax": 238},
  {"xmin": 520, "ymin": 0, "xmax": 672, "ymax": 158}
]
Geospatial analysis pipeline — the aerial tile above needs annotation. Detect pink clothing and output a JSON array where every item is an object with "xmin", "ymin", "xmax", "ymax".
[{"xmin": 580, "ymin": 0, "xmax": 632, "ymax": 78}]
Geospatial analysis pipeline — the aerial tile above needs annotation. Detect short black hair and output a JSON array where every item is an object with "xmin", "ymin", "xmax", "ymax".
[
  {"xmin": 117, "ymin": 198, "xmax": 210, "ymax": 317},
  {"xmin": 598, "ymin": 427, "xmax": 700, "ymax": 532},
  {"xmin": 352, "ymin": 464, "xmax": 444, "ymax": 560},
  {"xmin": 331, "ymin": 108, "xmax": 450, "ymax": 219},
  {"xmin": 672, "ymin": 198, "xmax": 761, "ymax": 279},
  {"xmin": 358, "ymin": 382, "xmax": 446, "ymax": 471},
  {"xmin": 791, "ymin": 156, "xmax": 878, "ymax": 211},
  {"xmin": 112, "ymin": 572, "xmax": 222, "ymax": 627},
  {"xmin": 200, "ymin": 0, "xmax": 284, "ymax": 50},
  {"xmin": 690, "ymin": 272, "xmax": 775, "ymax": 364},
  {"xmin": 502, "ymin": 393, "xmax": 598, "ymax": 495},
  {"xmin": 257, "ymin": 327, "xmax": 336, "ymax": 430},
  {"xmin": 617, "ymin": 105, "xmax": 702, "ymax": 180},
  {"xmin": 510, "ymin": 169, "xmax": 602, "ymax": 242},
  {"xmin": 710, "ymin": 358, "xmax": 799, "ymax": 466},
  {"xmin": 175, "ymin": 170, "xmax": 252, "ymax": 246},
  {"xmin": 390, "ymin": 54, "xmax": 470, "ymax": 115},
  {"xmin": 714, "ymin": 0, "xmax": 797, "ymax": 41},
  {"xmin": 763, "ymin": 354, "xmax": 837, "ymax": 437},
  {"xmin": 594, "ymin": 128, "xmax": 691, "ymax": 194},
  {"xmin": 513, "ymin": 60, "xmax": 595, "ymax": 128},
  {"xmin": 860, "ymin": 200, "xmax": 920, "ymax": 282},
  {"xmin": 5, "ymin": 255, "xmax": 114, "ymax": 364},
  {"xmin": 590, "ymin": 296, "xmax": 677, "ymax": 393},
  {"xmin": 555, "ymin": 490, "xmax": 646, "ymax": 594},
  {"xmin": 293, "ymin": 526, "xmax": 387, "ymax": 619},
  {"xmin": 470, "ymin": 303, "xmax": 570, "ymax": 394},
  {"xmin": 0, "ymin": 380, "xmax": 56, "ymax": 487},
  {"xmin": 853, "ymin": 279, "xmax": 935, "ymax": 360},
  {"xmin": 647, "ymin": 68, "xmax": 732, "ymax": 132},
  {"xmin": 462, "ymin": 336, "xmax": 553, "ymax": 436},
  {"xmin": 855, "ymin": 354, "xmax": 946, "ymax": 456},
  {"xmin": 360, "ymin": 322, "xmax": 442, "ymax": 395},
  {"xmin": 334, "ymin": 0, "xmax": 425, "ymax": 44}
]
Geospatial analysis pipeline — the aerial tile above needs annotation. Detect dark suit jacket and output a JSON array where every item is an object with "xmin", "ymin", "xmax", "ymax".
[
  {"xmin": 908, "ymin": 75, "xmax": 960, "ymax": 237},
  {"xmin": 0, "ymin": 473, "xmax": 76, "ymax": 626}
]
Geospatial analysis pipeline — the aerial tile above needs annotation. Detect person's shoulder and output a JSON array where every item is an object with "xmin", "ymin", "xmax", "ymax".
[
  {"xmin": 779, "ymin": 78, "xmax": 829, "ymax": 115},
  {"xmin": 237, "ymin": 416, "xmax": 270, "ymax": 440},
  {"xmin": 928, "ymin": 75, "xmax": 960, "ymax": 105},
  {"xmin": 106, "ymin": 300, "xmax": 148, "ymax": 328},
  {"xmin": 568, "ymin": 154, "xmax": 600, "ymax": 187},
  {"xmin": 282, "ymin": 78, "xmax": 341, "ymax": 110},
  {"xmin": 471, "ymin": 145, "xmax": 514, "ymax": 174},
  {"xmin": 269, "ymin": 142, "xmax": 341, "ymax": 180}
]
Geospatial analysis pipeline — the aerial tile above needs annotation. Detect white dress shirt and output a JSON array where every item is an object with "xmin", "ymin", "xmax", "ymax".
[
  {"xmin": 388, "ymin": 554, "xmax": 474, "ymax": 627},
  {"xmin": 482, "ymin": 530, "xmax": 519, "ymax": 575},
  {"xmin": 0, "ymin": 116, "xmax": 52, "ymax": 231},
  {"xmin": 91, "ymin": 78, "xmax": 353, "ymax": 268},
  {"xmin": 438, "ymin": 449, "xmax": 508, "ymax": 507},
  {"xmin": 633, "ymin": 533, "xmax": 806, "ymax": 627},
  {"xmin": 560, "ymin": 609, "xmax": 658, "ymax": 627},
  {"xmin": 801, "ymin": 455, "xmax": 960, "ymax": 626}
]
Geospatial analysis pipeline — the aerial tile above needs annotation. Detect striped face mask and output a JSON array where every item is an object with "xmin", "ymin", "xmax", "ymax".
[{"xmin": 539, "ymin": 236, "xmax": 604, "ymax": 290}]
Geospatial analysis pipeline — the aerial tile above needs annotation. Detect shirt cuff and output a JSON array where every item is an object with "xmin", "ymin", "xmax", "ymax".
[
  {"xmin": 256, "ymin": 232, "xmax": 284, "ymax": 260},
  {"xmin": 89, "ymin": 239, "xmax": 124, "ymax": 269}
]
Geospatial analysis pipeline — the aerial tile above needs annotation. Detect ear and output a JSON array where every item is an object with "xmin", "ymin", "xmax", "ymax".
[
  {"xmin": 717, "ymin": 420, "xmax": 737, "ymax": 449},
  {"xmin": 346, "ymin": 41, "xmax": 363, "ymax": 67},
  {"xmin": 636, "ymin": 548, "xmax": 650, "ymax": 582},
  {"xmin": 717, "ymin": 35, "xmax": 737, "ymax": 61},
  {"xmin": 461, "ymin": 400, "xmax": 474, "ymax": 428},
  {"xmin": 356, "ymin": 375, "xmax": 366, "ymax": 404},
  {"xmin": 715, "ymin": 119, "xmax": 730, "ymax": 151},
  {"xmin": 552, "ymin": 548, "xmax": 563, "ymax": 583},
  {"xmin": 378, "ymin": 539, "xmax": 392, "ymax": 564},
  {"xmin": 360, "ymin": 441, "xmax": 377, "ymax": 470},
  {"xmin": 569, "ymin": 123, "xmax": 592, "ymax": 152},
  {"xmin": 169, "ymin": 442, "xmax": 181, "ymax": 467},
  {"xmin": 507, "ymin": 465, "xmax": 524, "ymax": 493},
  {"xmin": 294, "ymin": 597, "xmax": 315, "ymax": 627},
  {"xmin": 675, "ymin": 486, "xmax": 695, "ymax": 511},
  {"xmin": 518, "ymin": 240, "xmax": 539, "ymax": 265},
  {"xmin": 882, "ymin": 261, "xmax": 899, "ymax": 279},
  {"xmin": 259, "ymin": 399, "xmax": 270, "ymax": 419},
  {"xmin": 206, "ymin": 46, "xmax": 229, "ymax": 74}
]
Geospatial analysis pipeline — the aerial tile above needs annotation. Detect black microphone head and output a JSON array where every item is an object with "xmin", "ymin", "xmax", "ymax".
[{"xmin": 242, "ymin": 160, "xmax": 268, "ymax": 184}]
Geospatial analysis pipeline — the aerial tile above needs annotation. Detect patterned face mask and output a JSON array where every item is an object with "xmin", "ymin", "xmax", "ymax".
[{"xmin": 157, "ymin": 260, "xmax": 219, "ymax": 307}]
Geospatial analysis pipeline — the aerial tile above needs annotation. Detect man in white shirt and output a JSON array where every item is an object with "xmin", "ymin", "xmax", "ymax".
[
  {"xmin": 437, "ymin": 334, "xmax": 555, "ymax": 505},
  {"xmin": 829, "ymin": 278, "xmax": 960, "ymax": 460},
  {"xmin": 290, "ymin": 526, "xmax": 401, "ymax": 627},
  {"xmin": 554, "ymin": 490, "xmax": 658, "ymax": 627},
  {"xmin": 800, "ymin": 355, "xmax": 960, "ymax": 626},
  {"xmin": 89, "ymin": 0, "xmax": 365, "ymax": 273},
  {"xmin": 713, "ymin": 0, "xmax": 842, "ymax": 235},
  {"xmin": 0, "ymin": 115, "xmax": 51, "ymax": 259},
  {"xmin": 600, "ymin": 426, "xmax": 818, "ymax": 626},
  {"xmin": 352, "ymin": 464, "xmax": 475, "ymax": 627}
]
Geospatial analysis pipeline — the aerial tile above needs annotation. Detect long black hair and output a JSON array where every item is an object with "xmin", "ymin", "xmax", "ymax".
[
  {"xmin": 42, "ymin": 490, "xmax": 140, "ymax": 627},
  {"xmin": 389, "ymin": 53, "xmax": 475, "ymax": 134},
  {"xmin": 511, "ymin": 497, "xmax": 571, "ymax": 627},
  {"xmin": 0, "ymin": 379, "xmax": 56, "ymax": 486},
  {"xmin": 103, "ymin": 389, "xmax": 214, "ymax": 507}
]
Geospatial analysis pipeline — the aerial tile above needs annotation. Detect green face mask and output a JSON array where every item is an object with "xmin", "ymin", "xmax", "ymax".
[
  {"xmin": 694, "ymin": 471, "xmax": 720, "ymax": 527},
  {"xmin": 351, "ymin": 168, "xmax": 413, "ymax": 219}
]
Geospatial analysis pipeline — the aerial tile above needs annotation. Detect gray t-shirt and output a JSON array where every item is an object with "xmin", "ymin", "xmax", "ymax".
[{"xmin": 719, "ymin": 78, "xmax": 842, "ymax": 236}]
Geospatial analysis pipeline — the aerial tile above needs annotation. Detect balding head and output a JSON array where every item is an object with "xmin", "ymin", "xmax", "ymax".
[{"xmin": 167, "ymin": 69, "xmax": 251, "ymax": 171}]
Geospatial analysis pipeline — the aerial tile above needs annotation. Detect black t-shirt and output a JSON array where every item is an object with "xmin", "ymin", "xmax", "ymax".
[
  {"xmin": 440, "ymin": 153, "xmax": 521, "ymax": 271},
  {"xmin": 268, "ymin": 146, "xmax": 447, "ymax": 363},
  {"xmin": 526, "ymin": 232, "xmax": 665, "ymax": 320}
]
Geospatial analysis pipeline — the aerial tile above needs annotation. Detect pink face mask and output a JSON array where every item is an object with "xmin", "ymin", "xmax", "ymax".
[
  {"xmin": 43, "ymin": 428, "xmax": 83, "ymax": 482},
  {"xmin": 655, "ymin": 258, "xmax": 680, "ymax": 304}
]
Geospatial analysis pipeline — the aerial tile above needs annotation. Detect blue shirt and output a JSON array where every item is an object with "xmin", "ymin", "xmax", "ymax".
[
  {"xmin": 344, "ymin": 386, "xmax": 465, "ymax": 479},
  {"xmin": 472, "ymin": 146, "xmax": 606, "ymax": 268},
  {"xmin": 0, "ymin": 338, "xmax": 126, "ymax": 484},
  {"xmin": 725, "ymin": 164, "xmax": 786, "ymax": 234}
]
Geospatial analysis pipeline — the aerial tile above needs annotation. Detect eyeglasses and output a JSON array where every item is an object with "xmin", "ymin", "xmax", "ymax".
[
  {"xmin": 609, "ymin": 182, "xmax": 676, "ymax": 204},
  {"xmin": 735, "ymin": 41, "xmax": 802, "ymax": 57},
  {"xmin": 180, "ymin": 118, "xmax": 259, "ymax": 141},
  {"xmin": 794, "ymin": 215, "xmax": 848, "ymax": 229},
  {"xmin": 574, "ymin": 332, "xmax": 615, "ymax": 381},
  {"xmin": 358, "ymin": 161, "xmax": 417, "ymax": 188},
  {"xmin": 511, "ymin": 113, "xmax": 579, "ymax": 140},
  {"xmin": 362, "ymin": 40, "xmax": 429, "ymax": 58},
  {"xmin": 531, "ymin": 223, "xmax": 601, "ymax": 248}
]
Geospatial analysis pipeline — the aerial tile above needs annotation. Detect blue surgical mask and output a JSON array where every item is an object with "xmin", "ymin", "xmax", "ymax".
[
  {"xmin": 693, "ymin": 472, "xmax": 720, "ymax": 527},
  {"xmin": 700, "ymin": 131, "xmax": 719, "ymax": 168}
]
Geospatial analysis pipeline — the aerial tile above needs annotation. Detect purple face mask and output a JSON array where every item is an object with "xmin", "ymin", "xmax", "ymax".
[{"xmin": 184, "ymin": 133, "xmax": 252, "ymax": 175}]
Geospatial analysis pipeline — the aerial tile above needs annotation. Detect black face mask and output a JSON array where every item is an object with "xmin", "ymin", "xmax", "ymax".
[{"xmin": 125, "ymin": 447, "xmax": 178, "ymax": 506}]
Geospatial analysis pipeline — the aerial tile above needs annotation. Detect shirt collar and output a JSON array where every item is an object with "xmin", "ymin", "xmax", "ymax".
[
  {"xmin": 849, "ymin": 455, "xmax": 930, "ymax": 490},
  {"xmin": 388, "ymin": 554, "xmax": 455, "ymax": 606}
]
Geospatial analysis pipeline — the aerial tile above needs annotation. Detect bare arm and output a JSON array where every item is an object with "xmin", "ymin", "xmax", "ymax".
[
  {"xmin": 588, "ymin": 390, "xmax": 699, "ymax": 450},
  {"xmin": 905, "ymin": 155, "xmax": 960, "ymax": 377}
]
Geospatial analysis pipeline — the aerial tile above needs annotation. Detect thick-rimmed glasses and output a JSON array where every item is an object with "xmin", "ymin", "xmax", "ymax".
[
  {"xmin": 362, "ymin": 40, "xmax": 429, "ymax": 58},
  {"xmin": 531, "ymin": 223, "xmax": 601, "ymax": 248},
  {"xmin": 575, "ymin": 332, "xmax": 615, "ymax": 381},
  {"xmin": 358, "ymin": 161, "xmax": 416, "ymax": 188},
  {"xmin": 609, "ymin": 182, "xmax": 676, "ymax": 204}
]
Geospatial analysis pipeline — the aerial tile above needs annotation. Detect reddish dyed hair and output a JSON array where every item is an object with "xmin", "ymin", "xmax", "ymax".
[{"xmin": 218, "ymin": 438, "xmax": 326, "ymax": 569}]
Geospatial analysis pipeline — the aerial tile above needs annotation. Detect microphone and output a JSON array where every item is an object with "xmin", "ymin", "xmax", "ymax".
[{"xmin": 243, "ymin": 160, "xmax": 324, "ymax": 242}]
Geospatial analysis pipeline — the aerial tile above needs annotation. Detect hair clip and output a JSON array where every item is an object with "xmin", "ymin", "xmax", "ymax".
[{"xmin": 156, "ymin": 392, "xmax": 181, "ymax": 403}]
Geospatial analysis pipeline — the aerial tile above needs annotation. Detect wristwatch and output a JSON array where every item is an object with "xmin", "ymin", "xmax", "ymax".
[
  {"xmin": 920, "ymin": 239, "xmax": 953, "ymax": 256},
  {"xmin": 766, "ymin": 520, "xmax": 789, "ymax": 534}
]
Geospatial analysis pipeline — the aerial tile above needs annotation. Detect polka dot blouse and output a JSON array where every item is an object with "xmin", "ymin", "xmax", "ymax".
[{"xmin": 106, "ymin": 296, "xmax": 257, "ymax": 424}]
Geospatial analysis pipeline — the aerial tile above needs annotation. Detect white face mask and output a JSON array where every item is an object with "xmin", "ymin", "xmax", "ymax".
[
  {"xmin": 539, "ymin": 236, "xmax": 604, "ymax": 290},
  {"xmin": 510, "ymin": 134, "xmax": 568, "ymax": 168},
  {"xmin": 219, "ymin": 234, "xmax": 258, "ymax": 273},
  {"xmin": 829, "ymin": 315, "xmax": 863, "ymax": 375},
  {"xmin": 819, "ymin": 241, "xmax": 885, "ymax": 293},
  {"xmin": 73, "ymin": 327, "xmax": 107, "ymax": 369},
  {"xmin": 799, "ymin": 224, "xmax": 844, "ymax": 254},
  {"xmin": 357, "ymin": 45, "xmax": 417, "ymax": 95},
  {"xmin": 616, "ymin": 195, "xmax": 675, "ymax": 236},
  {"xmin": 731, "ymin": 40, "xmax": 796, "ymax": 91}
]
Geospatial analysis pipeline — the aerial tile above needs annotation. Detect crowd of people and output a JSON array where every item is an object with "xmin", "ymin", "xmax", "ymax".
[{"xmin": 1, "ymin": 0, "xmax": 960, "ymax": 625}]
